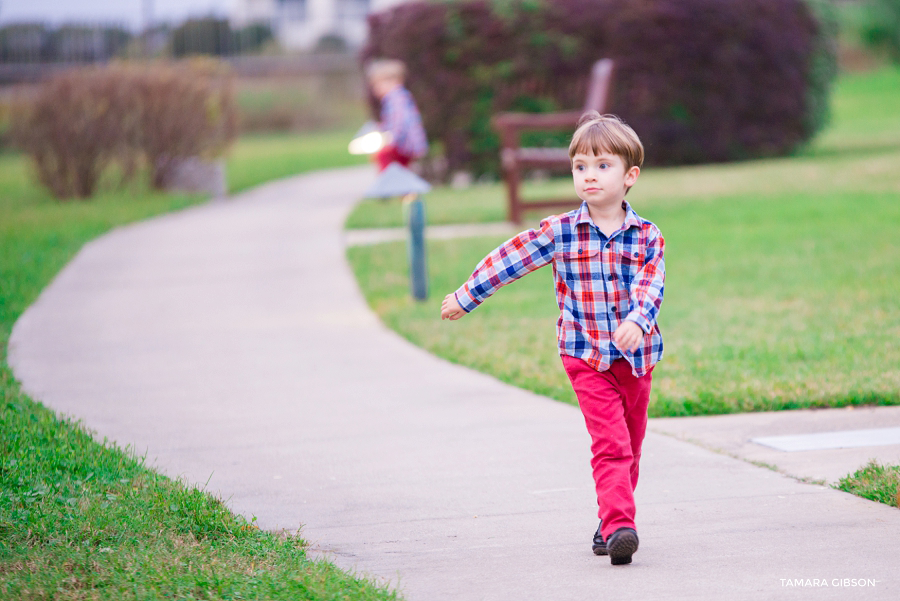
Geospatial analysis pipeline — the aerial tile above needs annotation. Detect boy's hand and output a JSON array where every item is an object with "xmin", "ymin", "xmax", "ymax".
[
  {"xmin": 441, "ymin": 293, "xmax": 466, "ymax": 320},
  {"xmin": 613, "ymin": 320, "xmax": 644, "ymax": 352}
]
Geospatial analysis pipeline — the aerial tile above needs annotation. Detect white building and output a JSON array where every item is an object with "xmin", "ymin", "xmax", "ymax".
[{"xmin": 230, "ymin": 0, "xmax": 407, "ymax": 51}]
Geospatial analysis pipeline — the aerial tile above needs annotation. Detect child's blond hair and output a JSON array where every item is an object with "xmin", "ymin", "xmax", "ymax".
[
  {"xmin": 569, "ymin": 112, "xmax": 644, "ymax": 171},
  {"xmin": 365, "ymin": 59, "xmax": 407, "ymax": 84}
]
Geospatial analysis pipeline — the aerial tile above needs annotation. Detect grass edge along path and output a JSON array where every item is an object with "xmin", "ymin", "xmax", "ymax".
[
  {"xmin": 227, "ymin": 128, "xmax": 367, "ymax": 195},
  {"xmin": 835, "ymin": 461, "xmax": 900, "ymax": 509},
  {"xmin": 1, "ymin": 138, "xmax": 398, "ymax": 599},
  {"xmin": 0, "ymin": 374, "xmax": 398, "ymax": 600}
]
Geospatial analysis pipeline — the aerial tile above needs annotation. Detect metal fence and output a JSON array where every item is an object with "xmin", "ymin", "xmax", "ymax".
[
  {"xmin": 0, "ymin": 17, "xmax": 316, "ymax": 84},
  {"xmin": 0, "ymin": 22, "xmax": 132, "ymax": 64},
  {"xmin": 0, "ymin": 19, "xmax": 368, "ymax": 136}
]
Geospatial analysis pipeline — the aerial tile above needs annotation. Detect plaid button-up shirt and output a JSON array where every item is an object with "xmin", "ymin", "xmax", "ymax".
[
  {"xmin": 455, "ymin": 201, "xmax": 665, "ymax": 376},
  {"xmin": 381, "ymin": 86, "xmax": 428, "ymax": 159}
]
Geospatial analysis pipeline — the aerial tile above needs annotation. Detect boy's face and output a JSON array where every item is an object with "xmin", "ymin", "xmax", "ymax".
[
  {"xmin": 571, "ymin": 151, "xmax": 640, "ymax": 208},
  {"xmin": 370, "ymin": 75, "xmax": 401, "ymax": 100}
]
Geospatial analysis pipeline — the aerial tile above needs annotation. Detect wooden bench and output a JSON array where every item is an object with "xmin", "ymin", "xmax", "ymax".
[{"xmin": 492, "ymin": 59, "xmax": 614, "ymax": 224}]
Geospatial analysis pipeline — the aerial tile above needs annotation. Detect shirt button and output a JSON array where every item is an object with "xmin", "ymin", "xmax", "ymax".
[
  {"xmin": 606, "ymin": 242, "xmax": 611, "ymax": 249},
  {"xmin": 610, "ymin": 307, "xmax": 617, "ymax": 313},
  {"xmin": 607, "ymin": 274, "xmax": 615, "ymax": 281},
  {"xmin": 578, "ymin": 248, "xmax": 583, "ymax": 254}
]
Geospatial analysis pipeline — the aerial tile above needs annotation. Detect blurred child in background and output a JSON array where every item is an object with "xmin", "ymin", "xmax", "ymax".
[{"xmin": 365, "ymin": 59, "xmax": 428, "ymax": 171}]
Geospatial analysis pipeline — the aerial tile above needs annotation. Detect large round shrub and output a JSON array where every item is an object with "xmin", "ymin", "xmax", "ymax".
[{"xmin": 363, "ymin": 0, "xmax": 836, "ymax": 176}]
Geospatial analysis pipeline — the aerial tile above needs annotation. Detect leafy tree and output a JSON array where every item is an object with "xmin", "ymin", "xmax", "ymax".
[
  {"xmin": 171, "ymin": 18, "xmax": 235, "ymax": 57},
  {"xmin": 862, "ymin": 0, "xmax": 900, "ymax": 63}
]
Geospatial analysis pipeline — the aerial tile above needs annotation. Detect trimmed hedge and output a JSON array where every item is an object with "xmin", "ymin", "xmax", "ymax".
[{"xmin": 363, "ymin": 0, "xmax": 837, "ymax": 176}]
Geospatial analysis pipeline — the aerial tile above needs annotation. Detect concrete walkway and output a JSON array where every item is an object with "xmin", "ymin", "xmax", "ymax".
[{"xmin": 9, "ymin": 166, "xmax": 900, "ymax": 600}]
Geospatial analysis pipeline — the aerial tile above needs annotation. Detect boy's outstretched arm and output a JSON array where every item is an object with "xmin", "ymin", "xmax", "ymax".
[
  {"xmin": 441, "ymin": 294, "xmax": 466, "ymax": 320},
  {"xmin": 440, "ymin": 220, "xmax": 556, "ymax": 321}
]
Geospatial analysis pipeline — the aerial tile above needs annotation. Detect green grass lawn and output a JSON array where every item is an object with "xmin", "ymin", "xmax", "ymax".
[
  {"xmin": 1, "ymin": 137, "xmax": 397, "ymax": 598},
  {"xmin": 346, "ymin": 67, "xmax": 900, "ymax": 418},
  {"xmin": 0, "ymin": 380, "xmax": 396, "ymax": 599},
  {"xmin": 227, "ymin": 128, "xmax": 368, "ymax": 194},
  {"xmin": 345, "ymin": 179, "xmax": 557, "ymax": 229},
  {"xmin": 234, "ymin": 73, "xmax": 367, "ymax": 136}
]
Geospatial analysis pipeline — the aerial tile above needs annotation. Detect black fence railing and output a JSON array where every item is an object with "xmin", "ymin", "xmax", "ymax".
[
  {"xmin": 0, "ymin": 19, "xmax": 276, "ymax": 63},
  {"xmin": 0, "ymin": 54, "xmax": 361, "ymax": 87},
  {"xmin": 0, "ymin": 19, "xmax": 293, "ymax": 84},
  {"xmin": 0, "ymin": 22, "xmax": 132, "ymax": 64}
]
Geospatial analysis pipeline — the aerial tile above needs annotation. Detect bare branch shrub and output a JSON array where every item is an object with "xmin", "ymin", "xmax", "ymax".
[
  {"xmin": 10, "ymin": 68, "xmax": 136, "ymax": 199},
  {"xmin": 135, "ymin": 58, "xmax": 238, "ymax": 190},
  {"xmin": 10, "ymin": 60, "xmax": 237, "ymax": 200}
]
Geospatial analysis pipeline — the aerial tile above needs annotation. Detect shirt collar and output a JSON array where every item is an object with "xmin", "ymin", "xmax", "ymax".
[
  {"xmin": 384, "ymin": 86, "xmax": 406, "ymax": 101},
  {"xmin": 574, "ymin": 200, "xmax": 642, "ymax": 234}
]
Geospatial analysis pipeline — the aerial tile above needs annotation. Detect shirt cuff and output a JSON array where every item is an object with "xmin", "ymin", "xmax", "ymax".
[
  {"xmin": 454, "ymin": 285, "xmax": 480, "ymax": 313},
  {"xmin": 625, "ymin": 310, "xmax": 653, "ymax": 334}
]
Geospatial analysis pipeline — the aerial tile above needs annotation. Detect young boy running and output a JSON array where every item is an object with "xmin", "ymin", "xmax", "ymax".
[{"xmin": 441, "ymin": 112, "xmax": 665, "ymax": 566}]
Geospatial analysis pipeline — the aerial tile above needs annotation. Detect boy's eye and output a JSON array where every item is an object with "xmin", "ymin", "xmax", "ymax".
[{"xmin": 600, "ymin": 163, "xmax": 609, "ymax": 169}]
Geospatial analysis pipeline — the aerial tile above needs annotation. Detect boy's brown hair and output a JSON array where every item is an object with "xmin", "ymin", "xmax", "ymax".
[{"xmin": 568, "ymin": 111, "xmax": 644, "ymax": 171}]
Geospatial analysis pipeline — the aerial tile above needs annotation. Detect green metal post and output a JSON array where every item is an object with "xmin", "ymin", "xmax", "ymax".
[{"xmin": 406, "ymin": 195, "xmax": 428, "ymax": 301}]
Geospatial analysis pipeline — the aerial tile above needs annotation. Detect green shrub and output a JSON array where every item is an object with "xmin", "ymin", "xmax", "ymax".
[
  {"xmin": 171, "ymin": 17, "xmax": 236, "ymax": 57},
  {"xmin": 170, "ymin": 18, "xmax": 274, "ymax": 57},
  {"xmin": 862, "ymin": 0, "xmax": 900, "ymax": 62}
]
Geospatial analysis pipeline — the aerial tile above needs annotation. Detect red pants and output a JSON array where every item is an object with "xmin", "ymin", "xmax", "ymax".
[
  {"xmin": 375, "ymin": 145, "xmax": 413, "ymax": 171},
  {"xmin": 562, "ymin": 356, "xmax": 653, "ymax": 540}
]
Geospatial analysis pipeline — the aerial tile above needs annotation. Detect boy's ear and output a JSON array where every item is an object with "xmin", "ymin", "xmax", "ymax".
[{"xmin": 625, "ymin": 165, "xmax": 640, "ymax": 187}]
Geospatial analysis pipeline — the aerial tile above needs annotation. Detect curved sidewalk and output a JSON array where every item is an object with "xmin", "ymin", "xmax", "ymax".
[{"xmin": 9, "ymin": 166, "xmax": 899, "ymax": 600}]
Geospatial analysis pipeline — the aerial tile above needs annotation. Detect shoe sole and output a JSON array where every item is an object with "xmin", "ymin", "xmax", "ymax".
[
  {"xmin": 607, "ymin": 530, "xmax": 639, "ymax": 565},
  {"xmin": 592, "ymin": 545, "xmax": 608, "ymax": 556}
]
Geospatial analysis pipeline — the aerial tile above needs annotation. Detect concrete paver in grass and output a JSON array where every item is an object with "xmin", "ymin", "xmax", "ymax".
[
  {"xmin": 9, "ymin": 166, "xmax": 900, "ymax": 600},
  {"xmin": 752, "ymin": 426, "xmax": 900, "ymax": 453},
  {"xmin": 653, "ymin": 406, "xmax": 900, "ymax": 486}
]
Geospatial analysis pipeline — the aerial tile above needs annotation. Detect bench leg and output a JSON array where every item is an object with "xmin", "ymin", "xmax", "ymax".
[{"xmin": 504, "ymin": 161, "xmax": 523, "ymax": 225}]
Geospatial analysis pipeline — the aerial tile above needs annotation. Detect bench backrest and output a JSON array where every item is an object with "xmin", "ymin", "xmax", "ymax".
[{"xmin": 582, "ymin": 59, "xmax": 614, "ymax": 115}]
